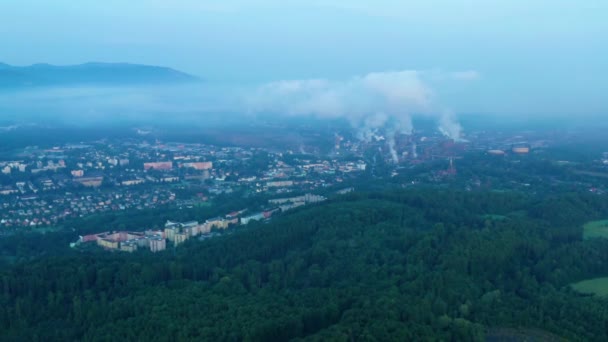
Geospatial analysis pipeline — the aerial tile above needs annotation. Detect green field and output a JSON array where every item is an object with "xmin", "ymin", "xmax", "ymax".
[
  {"xmin": 571, "ymin": 277, "xmax": 608, "ymax": 297},
  {"xmin": 583, "ymin": 219, "xmax": 608, "ymax": 239}
]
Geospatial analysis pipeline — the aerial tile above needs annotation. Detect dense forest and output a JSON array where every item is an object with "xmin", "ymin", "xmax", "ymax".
[{"xmin": 2, "ymin": 189, "xmax": 608, "ymax": 340}]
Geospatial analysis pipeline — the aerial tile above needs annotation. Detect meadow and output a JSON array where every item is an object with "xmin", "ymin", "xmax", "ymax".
[
  {"xmin": 571, "ymin": 277, "xmax": 608, "ymax": 297},
  {"xmin": 582, "ymin": 219, "xmax": 608, "ymax": 239}
]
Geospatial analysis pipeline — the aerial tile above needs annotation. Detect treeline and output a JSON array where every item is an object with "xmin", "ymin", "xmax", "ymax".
[{"xmin": 1, "ymin": 189, "xmax": 608, "ymax": 340}]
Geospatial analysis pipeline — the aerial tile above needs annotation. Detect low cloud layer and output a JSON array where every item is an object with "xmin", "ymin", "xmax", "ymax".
[
  {"xmin": 0, "ymin": 69, "xmax": 476, "ymax": 155},
  {"xmin": 247, "ymin": 70, "xmax": 474, "ymax": 141},
  {"xmin": 244, "ymin": 69, "xmax": 476, "ymax": 162},
  {"xmin": 0, "ymin": 84, "xmax": 236, "ymax": 125}
]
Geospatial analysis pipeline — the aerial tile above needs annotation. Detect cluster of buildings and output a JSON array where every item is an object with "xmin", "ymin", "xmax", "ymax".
[
  {"xmin": 79, "ymin": 230, "xmax": 167, "ymax": 253},
  {"xmin": 487, "ymin": 145, "xmax": 531, "ymax": 156},
  {"xmin": 142, "ymin": 160, "xmax": 213, "ymax": 172},
  {"xmin": 3, "ymin": 128, "xmax": 525, "ymax": 233},
  {"xmin": 0, "ymin": 141, "xmax": 218, "ymax": 194},
  {"xmin": 268, "ymin": 193, "xmax": 327, "ymax": 212},
  {"xmin": 261, "ymin": 159, "xmax": 367, "ymax": 180},
  {"xmin": 75, "ymin": 192, "xmax": 331, "ymax": 253},
  {"xmin": 1, "ymin": 161, "xmax": 31, "ymax": 174},
  {"xmin": 77, "ymin": 216, "xmax": 233, "ymax": 253},
  {"xmin": 0, "ymin": 189, "xmax": 176, "ymax": 228},
  {"xmin": 76, "ymin": 213, "xmax": 242, "ymax": 253},
  {"xmin": 0, "ymin": 138, "xmax": 370, "ymax": 231}
]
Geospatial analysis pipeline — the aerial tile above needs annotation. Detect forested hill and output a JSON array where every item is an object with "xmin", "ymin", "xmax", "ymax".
[
  {"xmin": 0, "ymin": 62, "xmax": 200, "ymax": 88},
  {"xmin": 2, "ymin": 190, "xmax": 608, "ymax": 340}
]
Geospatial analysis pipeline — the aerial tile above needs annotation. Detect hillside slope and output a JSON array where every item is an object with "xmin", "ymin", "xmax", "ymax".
[{"xmin": 1, "ymin": 190, "xmax": 608, "ymax": 340}]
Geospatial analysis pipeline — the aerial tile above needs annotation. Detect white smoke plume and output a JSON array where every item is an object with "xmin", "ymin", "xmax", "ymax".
[
  {"xmin": 387, "ymin": 135, "xmax": 399, "ymax": 163},
  {"xmin": 358, "ymin": 112, "xmax": 388, "ymax": 142},
  {"xmin": 438, "ymin": 110, "xmax": 463, "ymax": 142},
  {"xmin": 247, "ymin": 70, "xmax": 476, "ymax": 158}
]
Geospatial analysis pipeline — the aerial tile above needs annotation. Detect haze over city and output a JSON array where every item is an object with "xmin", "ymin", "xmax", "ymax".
[
  {"xmin": 2, "ymin": 2, "xmax": 608, "ymax": 341},
  {"xmin": 1, "ymin": 0, "xmax": 607, "ymax": 118}
]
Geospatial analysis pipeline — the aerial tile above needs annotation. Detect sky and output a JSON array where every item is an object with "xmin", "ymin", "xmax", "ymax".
[{"xmin": 0, "ymin": 0, "xmax": 607, "ymax": 116}]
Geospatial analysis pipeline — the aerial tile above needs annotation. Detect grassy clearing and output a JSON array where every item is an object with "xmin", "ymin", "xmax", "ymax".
[
  {"xmin": 583, "ymin": 219, "xmax": 608, "ymax": 239},
  {"xmin": 571, "ymin": 277, "xmax": 608, "ymax": 297}
]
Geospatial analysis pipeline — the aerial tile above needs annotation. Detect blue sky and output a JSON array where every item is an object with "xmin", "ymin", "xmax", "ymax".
[{"xmin": 1, "ymin": 0, "xmax": 607, "ymax": 115}]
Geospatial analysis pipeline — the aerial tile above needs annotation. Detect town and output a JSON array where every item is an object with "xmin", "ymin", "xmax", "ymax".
[
  {"xmin": 0, "ymin": 136, "xmax": 366, "ymax": 229},
  {"xmin": 2, "ymin": 126, "xmax": 608, "ymax": 235}
]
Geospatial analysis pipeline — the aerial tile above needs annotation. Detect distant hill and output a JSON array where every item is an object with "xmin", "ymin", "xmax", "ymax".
[{"xmin": 0, "ymin": 62, "xmax": 200, "ymax": 88}]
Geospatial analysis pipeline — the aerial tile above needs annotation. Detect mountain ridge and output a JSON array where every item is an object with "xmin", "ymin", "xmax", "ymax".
[{"xmin": 0, "ymin": 62, "xmax": 201, "ymax": 88}]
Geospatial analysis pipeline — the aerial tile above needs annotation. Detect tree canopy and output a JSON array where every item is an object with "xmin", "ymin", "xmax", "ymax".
[{"xmin": 1, "ymin": 189, "xmax": 608, "ymax": 341}]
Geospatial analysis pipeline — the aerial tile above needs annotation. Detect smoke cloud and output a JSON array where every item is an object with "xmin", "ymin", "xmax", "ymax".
[
  {"xmin": 247, "ymin": 70, "xmax": 476, "ymax": 146},
  {"xmin": 438, "ymin": 109, "xmax": 463, "ymax": 141},
  {"xmin": 0, "ymin": 69, "xmax": 478, "ymax": 154}
]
